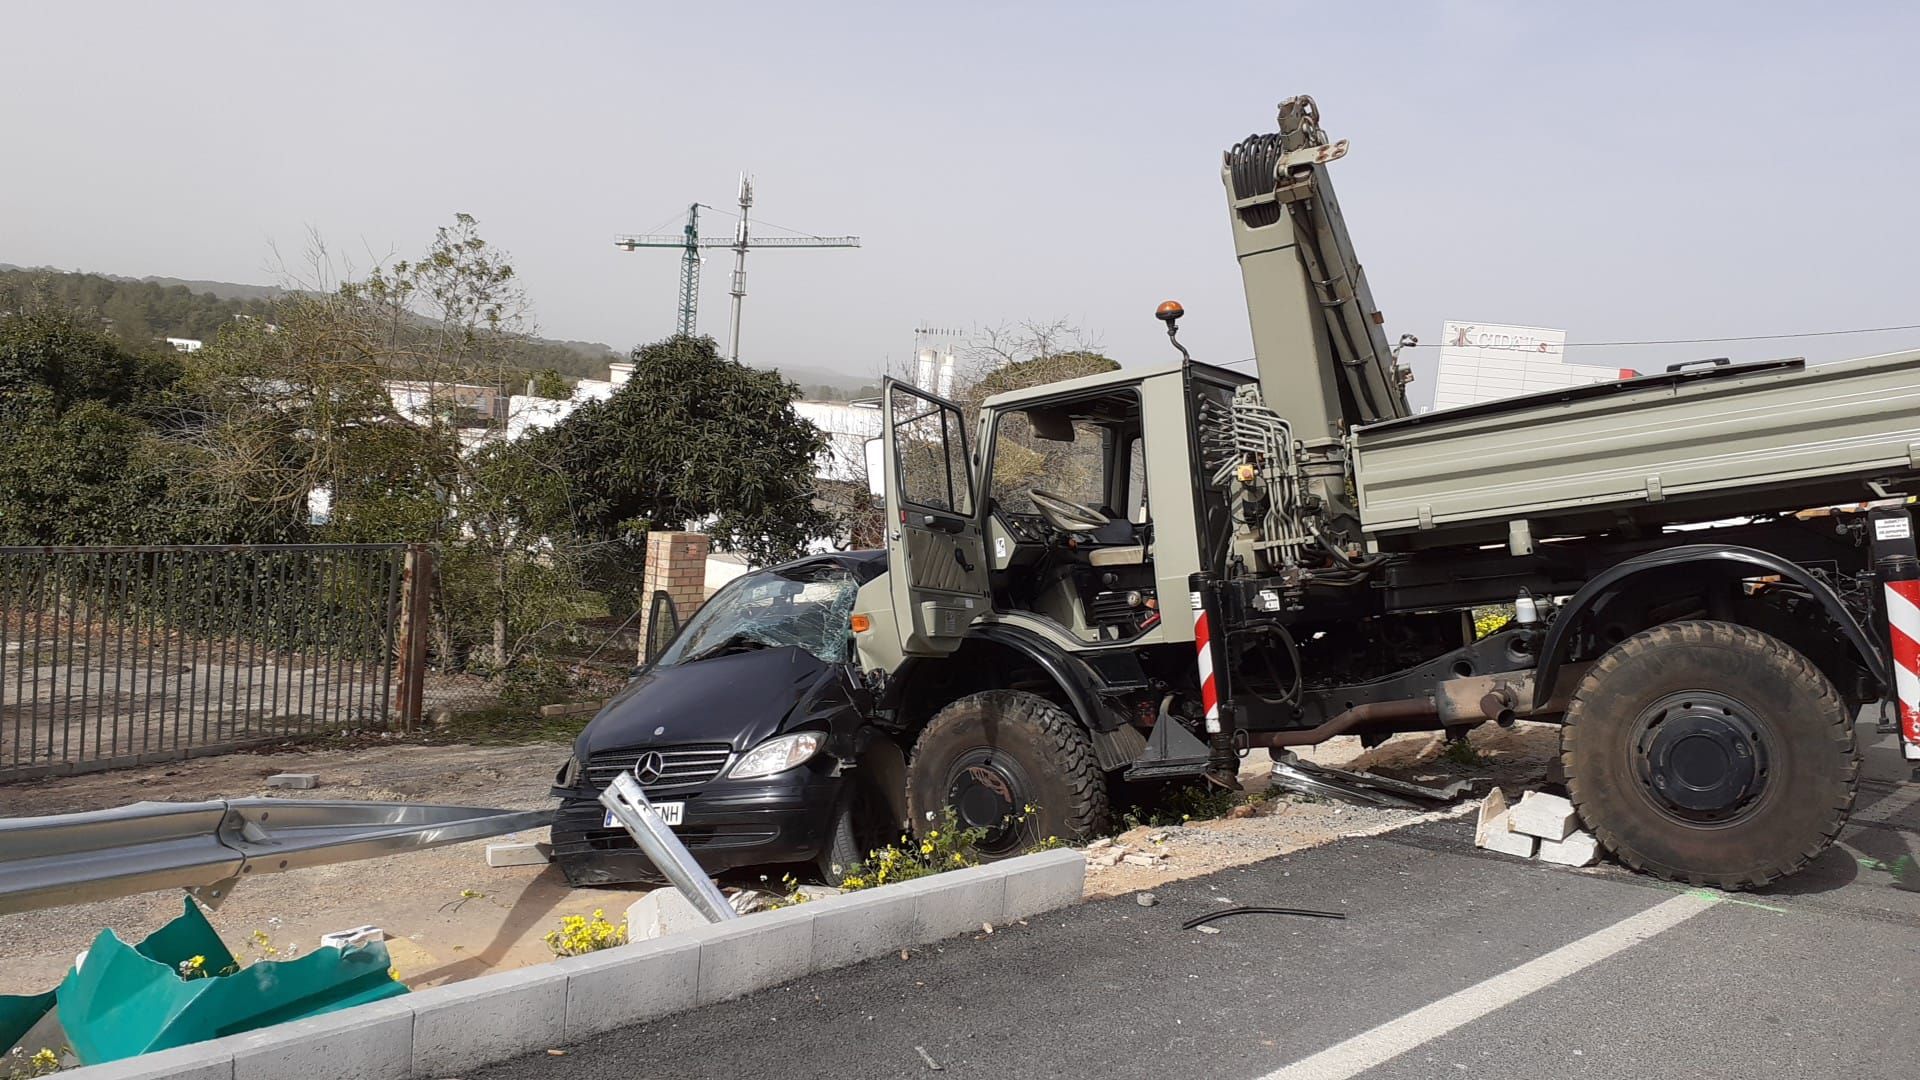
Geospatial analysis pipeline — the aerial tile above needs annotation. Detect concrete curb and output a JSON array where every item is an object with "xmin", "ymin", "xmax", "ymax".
[{"xmin": 58, "ymin": 848, "xmax": 1085, "ymax": 1080}]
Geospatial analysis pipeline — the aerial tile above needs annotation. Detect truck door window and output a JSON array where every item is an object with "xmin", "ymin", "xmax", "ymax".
[{"xmin": 890, "ymin": 385, "xmax": 971, "ymax": 514}]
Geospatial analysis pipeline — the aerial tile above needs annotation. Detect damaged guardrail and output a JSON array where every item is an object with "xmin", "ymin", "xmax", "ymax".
[
  {"xmin": 0, "ymin": 798, "xmax": 551, "ymax": 915},
  {"xmin": 598, "ymin": 771, "xmax": 738, "ymax": 923}
]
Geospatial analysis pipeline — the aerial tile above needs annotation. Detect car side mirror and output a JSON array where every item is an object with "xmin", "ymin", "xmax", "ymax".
[{"xmin": 864, "ymin": 437, "xmax": 885, "ymax": 498}]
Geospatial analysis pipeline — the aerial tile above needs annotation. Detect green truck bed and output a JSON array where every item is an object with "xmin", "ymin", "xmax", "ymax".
[{"xmin": 1353, "ymin": 349, "xmax": 1920, "ymax": 549}]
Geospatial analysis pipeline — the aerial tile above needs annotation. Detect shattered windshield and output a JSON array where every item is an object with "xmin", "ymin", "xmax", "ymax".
[{"xmin": 654, "ymin": 563, "xmax": 860, "ymax": 667}]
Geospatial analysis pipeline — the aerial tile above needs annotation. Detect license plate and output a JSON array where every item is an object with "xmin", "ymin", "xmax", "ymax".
[{"xmin": 604, "ymin": 802, "xmax": 683, "ymax": 828}]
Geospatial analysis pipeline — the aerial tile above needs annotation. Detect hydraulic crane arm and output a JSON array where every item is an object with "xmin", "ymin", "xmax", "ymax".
[{"xmin": 1223, "ymin": 96, "xmax": 1410, "ymax": 438}]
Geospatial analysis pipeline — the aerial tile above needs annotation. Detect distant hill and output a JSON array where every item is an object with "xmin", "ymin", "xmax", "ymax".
[
  {"xmin": 0, "ymin": 264, "xmax": 878, "ymax": 394},
  {"xmin": 0, "ymin": 265, "xmax": 623, "ymax": 380}
]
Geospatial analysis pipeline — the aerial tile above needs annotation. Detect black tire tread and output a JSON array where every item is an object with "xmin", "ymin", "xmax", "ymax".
[
  {"xmin": 1560, "ymin": 619, "xmax": 1858, "ymax": 890},
  {"xmin": 906, "ymin": 690, "xmax": 1110, "ymax": 845}
]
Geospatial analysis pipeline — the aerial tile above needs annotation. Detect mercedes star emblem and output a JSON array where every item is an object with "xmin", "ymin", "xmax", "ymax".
[{"xmin": 633, "ymin": 751, "xmax": 667, "ymax": 786}]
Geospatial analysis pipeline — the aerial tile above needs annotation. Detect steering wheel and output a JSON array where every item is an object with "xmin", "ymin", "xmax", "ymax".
[{"xmin": 1028, "ymin": 488, "xmax": 1113, "ymax": 532}]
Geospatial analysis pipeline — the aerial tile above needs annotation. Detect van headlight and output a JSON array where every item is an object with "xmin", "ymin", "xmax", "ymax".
[{"xmin": 729, "ymin": 732, "xmax": 826, "ymax": 779}]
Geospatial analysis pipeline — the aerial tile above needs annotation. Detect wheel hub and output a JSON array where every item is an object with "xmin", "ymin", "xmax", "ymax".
[
  {"xmin": 1634, "ymin": 691, "xmax": 1768, "ymax": 821},
  {"xmin": 944, "ymin": 751, "xmax": 1028, "ymax": 851}
]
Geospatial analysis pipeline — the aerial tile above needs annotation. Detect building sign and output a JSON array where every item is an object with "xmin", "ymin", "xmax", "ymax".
[{"xmin": 1431, "ymin": 321, "xmax": 1631, "ymax": 410}]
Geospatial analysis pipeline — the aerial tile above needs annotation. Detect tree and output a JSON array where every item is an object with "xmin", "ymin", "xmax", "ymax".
[
  {"xmin": 954, "ymin": 320, "xmax": 1118, "ymax": 413},
  {"xmin": 529, "ymin": 369, "xmax": 572, "ymax": 399},
  {"xmin": 0, "ymin": 302, "xmax": 284, "ymax": 544},
  {"xmin": 187, "ymin": 214, "xmax": 593, "ymax": 669},
  {"xmin": 536, "ymin": 334, "xmax": 833, "ymax": 566}
]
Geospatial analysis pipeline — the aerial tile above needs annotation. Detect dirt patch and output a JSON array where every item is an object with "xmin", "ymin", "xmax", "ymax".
[
  {"xmin": 1085, "ymin": 723, "xmax": 1560, "ymax": 900},
  {"xmin": 1294, "ymin": 719, "xmax": 1562, "ymax": 793},
  {"xmin": 0, "ymin": 738, "xmax": 615, "ymax": 999}
]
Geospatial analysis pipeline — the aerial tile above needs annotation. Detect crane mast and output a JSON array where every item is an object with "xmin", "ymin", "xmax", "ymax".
[
  {"xmin": 1223, "ymin": 95, "xmax": 1411, "ymax": 438},
  {"xmin": 614, "ymin": 179, "xmax": 859, "ymax": 359},
  {"xmin": 1211, "ymin": 96, "xmax": 1414, "ymax": 572}
]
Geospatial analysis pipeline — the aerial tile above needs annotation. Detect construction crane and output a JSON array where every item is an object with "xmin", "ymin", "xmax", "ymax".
[{"xmin": 614, "ymin": 176, "xmax": 859, "ymax": 360}]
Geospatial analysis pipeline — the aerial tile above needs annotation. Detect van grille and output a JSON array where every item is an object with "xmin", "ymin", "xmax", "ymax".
[{"xmin": 584, "ymin": 743, "xmax": 732, "ymax": 792}]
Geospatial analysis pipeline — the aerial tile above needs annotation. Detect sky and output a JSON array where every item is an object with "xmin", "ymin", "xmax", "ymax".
[{"xmin": 3, "ymin": 1, "xmax": 1918, "ymax": 405}]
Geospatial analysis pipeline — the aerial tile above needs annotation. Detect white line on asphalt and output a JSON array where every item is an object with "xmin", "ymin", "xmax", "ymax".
[{"xmin": 1257, "ymin": 890, "xmax": 1720, "ymax": 1080}]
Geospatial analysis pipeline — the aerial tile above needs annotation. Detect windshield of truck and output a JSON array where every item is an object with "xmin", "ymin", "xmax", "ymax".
[
  {"xmin": 990, "ymin": 413, "xmax": 1113, "ymax": 516},
  {"xmin": 653, "ymin": 563, "xmax": 859, "ymax": 667}
]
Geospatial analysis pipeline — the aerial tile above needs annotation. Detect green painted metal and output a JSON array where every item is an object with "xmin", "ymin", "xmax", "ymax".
[
  {"xmin": 0, "ymin": 990, "xmax": 56, "ymax": 1057},
  {"xmin": 45, "ymin": 897, "xmax": 407, "ymax": 1066},
  {"xmin": 676, "ymin": 203, "xmax": 702, "ymax": 336}
]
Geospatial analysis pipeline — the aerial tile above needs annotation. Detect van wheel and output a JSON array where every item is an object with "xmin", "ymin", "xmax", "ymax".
[
  {"xmin": 816, "ymin": 796, "xmax": 864, "ymax": 886},
  {"xmin": 907, "ymin": 690, "xmax": 1109, "ymax": 858},
  {"xmin": 1561, "ymin": 620, "xmax": 1858, "ymax": 889}
]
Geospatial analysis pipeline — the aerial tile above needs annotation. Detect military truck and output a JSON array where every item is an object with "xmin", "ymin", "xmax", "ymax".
[{"xmin": 852, "ymin": 95, "xmax": 1920, "ymax": 889}]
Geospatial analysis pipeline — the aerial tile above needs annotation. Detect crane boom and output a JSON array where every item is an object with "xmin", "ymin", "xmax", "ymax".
[
  {"xmin": 1222, "ymin": 95, "xmax": 1410, "ymax": 438},
  {"xmin": 613, "ymin": 233, "xmax": 860, "ymax": 249},
  {"xmin": 614, "ymin": 178, "xmax": 858, "ymax": 357}
]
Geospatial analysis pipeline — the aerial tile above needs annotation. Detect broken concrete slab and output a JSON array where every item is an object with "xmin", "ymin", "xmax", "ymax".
[
  {"xmin": 1509, "ymin": 790, "xmax": 1579, "ymax": 841},
  {"xmin": 484, "ymin": 842, "xmax": 551, "ymax": 868},
  {"xmin": 626, "ymin": 888, "xmax": 711, "ymax": 941},
  {"xmin": 264, "ymin": 774, "xmax": 317, "ymax": 790},
  {"xmin": 1473, "ymin": 787, "xmax": 1510, "ymax": 847},
  {"xmin": 1477, "ymin": 810, "xmax": 1538, "ymax": 859},
  {"xmin": 1538, "ymin": 830, "xmax": 1600, "ymax": 867}
]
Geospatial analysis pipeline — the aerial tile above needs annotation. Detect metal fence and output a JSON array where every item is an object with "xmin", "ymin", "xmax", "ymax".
[{"xmin": 0, "ymin": 545, "xmax": 407, "ymax": 780}]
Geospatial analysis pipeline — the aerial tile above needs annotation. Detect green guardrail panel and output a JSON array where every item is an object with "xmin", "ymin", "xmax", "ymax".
[
  {"xmin": 57, "ymin": 896, "xmax": 408, "ymax": 1065},
  {"xmin": 0, "ymin": 990, "xmax": 57, "ymax": 1057}
]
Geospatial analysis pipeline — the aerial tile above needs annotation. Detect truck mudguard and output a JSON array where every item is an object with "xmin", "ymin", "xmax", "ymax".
[
  {"xmin": 964, "ymin": 622, "xmax": 1129, "ymax": 732},
  {"xmin": 1531, "ymin": 543, "xmax": 1890, "ymax": 710}
]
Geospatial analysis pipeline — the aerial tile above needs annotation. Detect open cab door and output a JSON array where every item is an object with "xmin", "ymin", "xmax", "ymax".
[{"xmin": 881, "ymin": 378, "xmax": 989, "ymax": 655}]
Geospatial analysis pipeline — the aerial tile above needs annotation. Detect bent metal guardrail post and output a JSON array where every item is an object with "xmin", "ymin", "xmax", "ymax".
[
  {"xmin": 599, "ymin": 771, "xmax": 739, "ymax": 923},
  {"xmin": 0, "ymin": 799, "xmax": 552, "ymax": 916}
]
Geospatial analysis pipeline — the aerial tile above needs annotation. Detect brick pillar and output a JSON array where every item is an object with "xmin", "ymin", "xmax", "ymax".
[{"xmin": 638, "ymin": 531, "xmax": 711, "ymax": 663}]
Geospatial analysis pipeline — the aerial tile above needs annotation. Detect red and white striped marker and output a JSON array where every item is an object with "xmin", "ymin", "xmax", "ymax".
[
  {"xmin": 1192, "ymin": 591, "xmax": 1220, "ymax": 734},
  {"xmin": 1886, "ymin": 577, "xmax": 1920, "ymax": 761}
]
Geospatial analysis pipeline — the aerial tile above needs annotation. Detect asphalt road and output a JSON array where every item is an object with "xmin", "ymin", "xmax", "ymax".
[{"xmin": 476, "ymin": 722, "xmax": 1920, "ymax": 1080}]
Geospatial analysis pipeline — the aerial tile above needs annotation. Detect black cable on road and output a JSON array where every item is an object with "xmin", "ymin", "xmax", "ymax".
[{"xmin": 1181, "ymin": 905, "xmax": 1348, "ymax": 930}]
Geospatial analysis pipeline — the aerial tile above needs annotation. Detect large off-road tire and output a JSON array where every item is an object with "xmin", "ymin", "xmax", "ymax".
[
  {"xmin": 1561, "ymin": 620, "xmax": 1858, "ymax": 889},
  {"xmin": 906, "ymin": 690, "xmax": 1110, "ymax": 857}
]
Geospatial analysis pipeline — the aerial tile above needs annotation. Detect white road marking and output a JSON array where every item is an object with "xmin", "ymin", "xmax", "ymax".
[{"xmin": 1257, "ymin": 890, "xmax": 1720, "ymax": 1080}]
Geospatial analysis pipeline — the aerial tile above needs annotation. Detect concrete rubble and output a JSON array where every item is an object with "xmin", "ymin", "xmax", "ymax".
[
  {"xmin": 1473, "ymin": 787, "xmax": 1599, "ymax": 867},
  {"xmin": 1509, "ymin": 791, "xmax": 1579, "ymax": 842},
  {"xmin": 626, "ymin": 888, "xmax": 708, "ymax": 941},
  {"xmin": 485, "ymin": 842, "xmax": 552, "ymax": 868}
]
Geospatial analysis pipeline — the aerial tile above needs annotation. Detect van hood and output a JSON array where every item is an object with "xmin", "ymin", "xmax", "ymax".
[{"xmin": 570, "ymin": 646, "xmax": 859, "ymax": 761}]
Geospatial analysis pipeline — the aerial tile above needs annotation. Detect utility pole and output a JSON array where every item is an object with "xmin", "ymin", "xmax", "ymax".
[{"xmin": 614, "ymin": 177, "xmax": 858, "ymax": 358}]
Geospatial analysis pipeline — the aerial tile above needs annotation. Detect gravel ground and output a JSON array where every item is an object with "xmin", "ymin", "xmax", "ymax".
[
  {"xmin": 0, "ymin": 739, "xmax": 629, "ymax": 999},
  {"xmin": 1079, "ymin": 720, "xmax": 1562, "ymax": 899}
]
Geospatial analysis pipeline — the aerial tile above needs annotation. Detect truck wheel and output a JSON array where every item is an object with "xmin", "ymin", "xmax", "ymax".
[
  {"xmin": 1561, "ymin": 620, "xmax": 1858, "ymax": 889},
  {"xmin": 906, "ymin": 690, "xmax": 1110, "ymax": 858}
]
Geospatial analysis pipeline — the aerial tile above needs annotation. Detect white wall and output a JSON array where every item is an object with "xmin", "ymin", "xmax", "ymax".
[
  {"xmin": 792, "ymin": 399, "xmax": 882, "ymax": 483},
  {"xmin": 1430, "ymin": 321, "xmax": 1633, "ymax": 410}
]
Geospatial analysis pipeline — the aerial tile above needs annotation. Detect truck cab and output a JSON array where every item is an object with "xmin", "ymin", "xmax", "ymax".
[{"xmin": 861, "ymin": 361, "xmax": 1241, "ymax": 663}]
